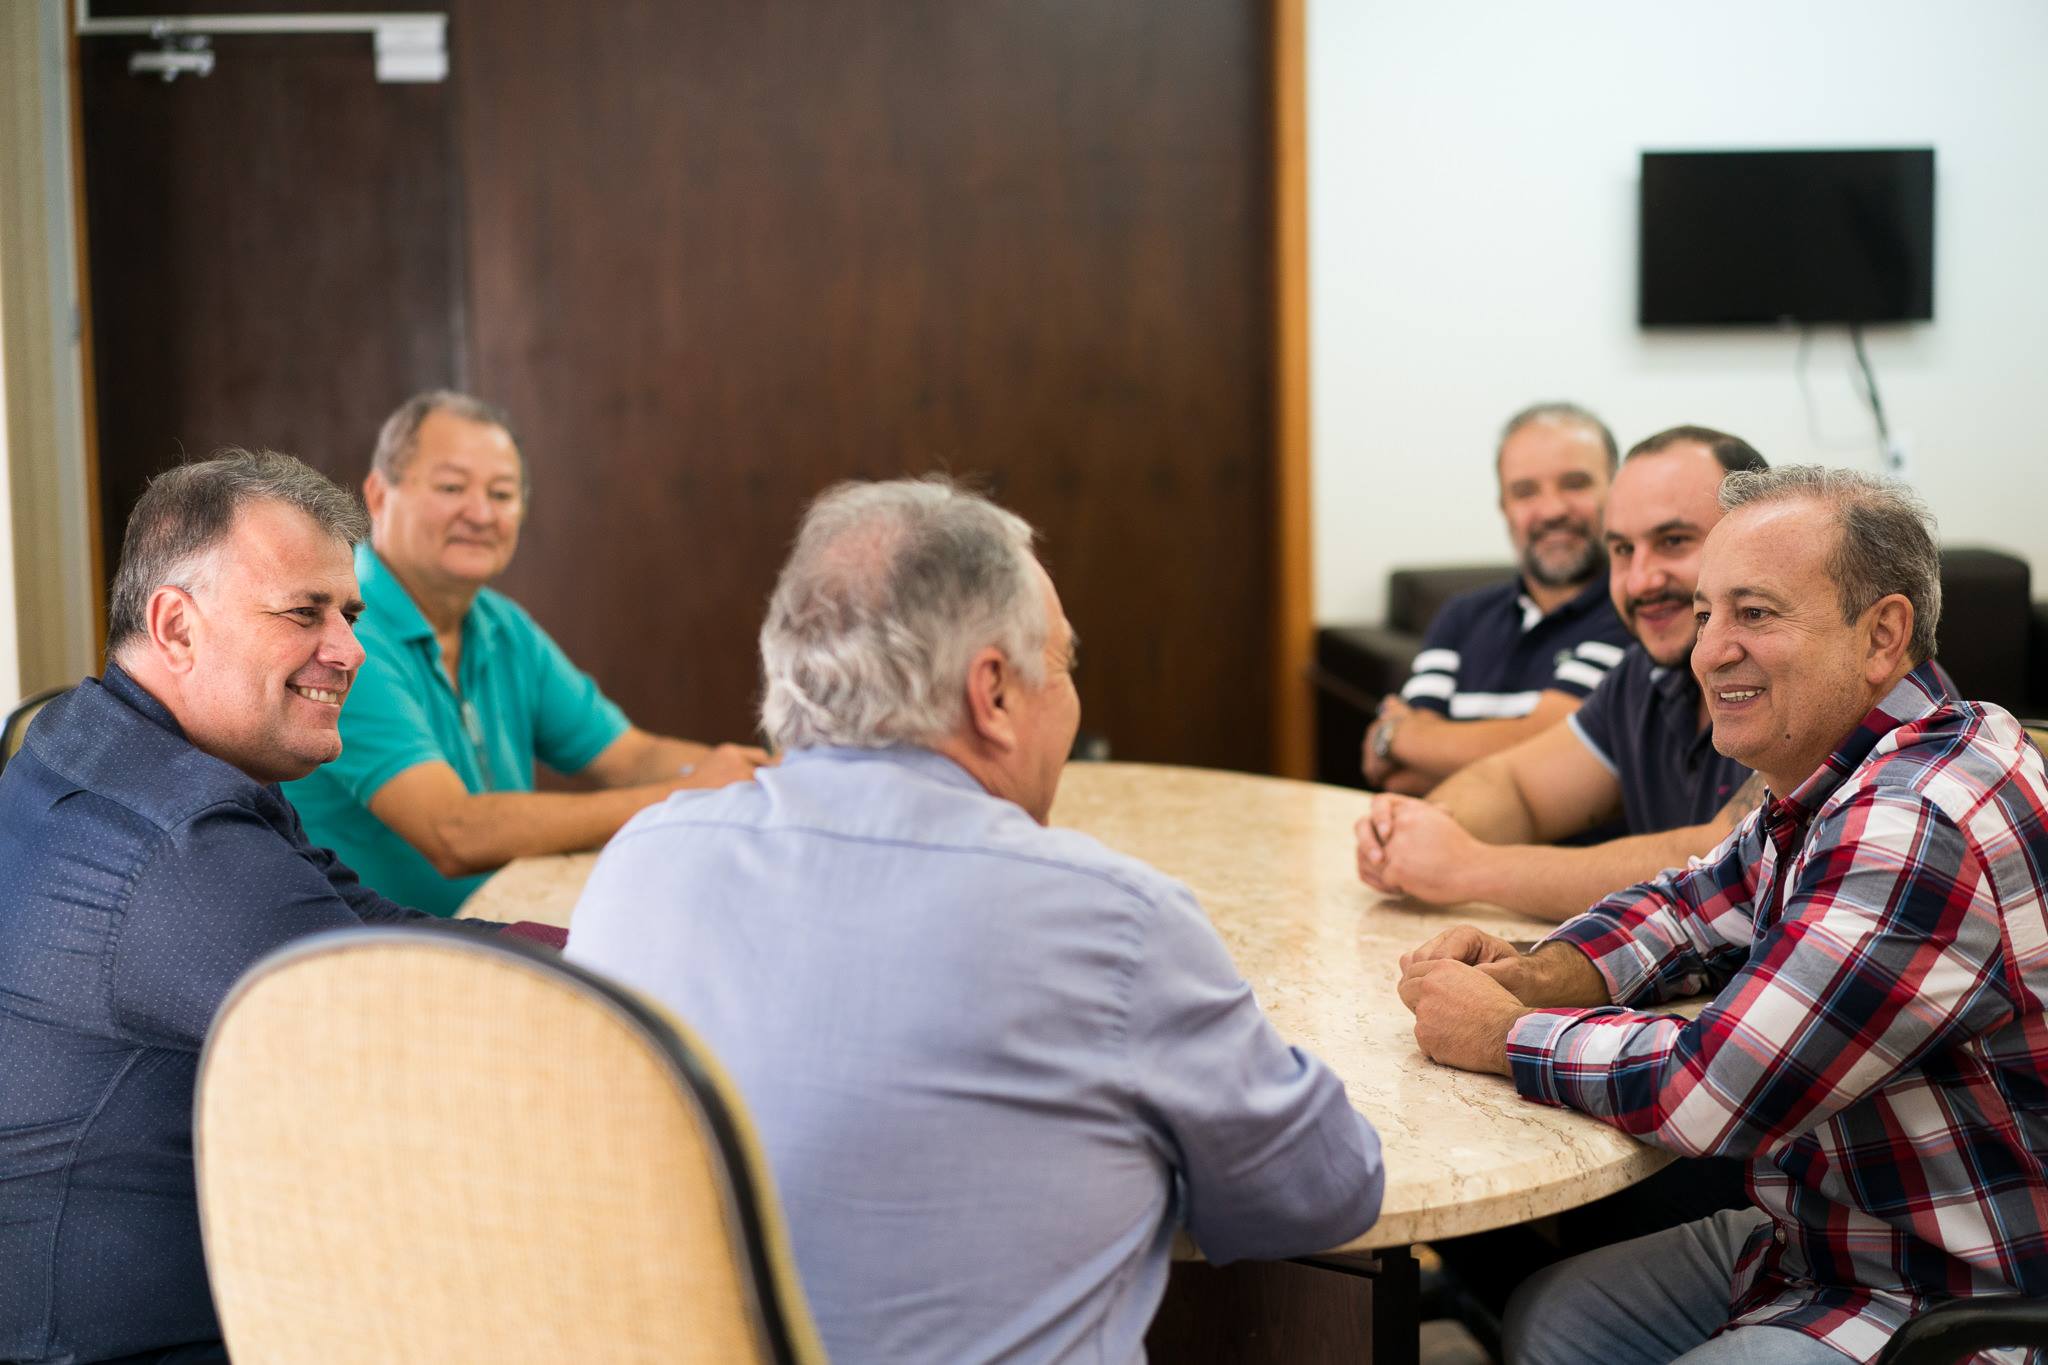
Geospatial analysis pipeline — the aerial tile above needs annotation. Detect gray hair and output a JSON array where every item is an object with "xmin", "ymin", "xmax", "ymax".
[
  {"xmin": 370, "ymin": 390, "xmax": 522, "ymax": 490},
  {"xmin": 1497, "ymin": 402, "xmax": 1618, "ymax": 472},
  {"xmin": 107, "ymin": 448, "xmax": 370, "ymax": 654},
  {"xmin": 1718, "ymin": 466, "xmax": 1941, "ymax": 663},
  {"xmin": 759, "ymin": 477, "xmax": 1048, "ymax": 751}
]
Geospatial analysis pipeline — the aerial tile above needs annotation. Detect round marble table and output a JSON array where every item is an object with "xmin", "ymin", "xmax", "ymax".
[{"xmin": 460, "ymin": 760, "xmax": 1670, "ymax": 1254}]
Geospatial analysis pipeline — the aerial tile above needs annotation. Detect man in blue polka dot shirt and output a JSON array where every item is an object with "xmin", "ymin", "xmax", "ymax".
[{"xmin": 0, "ymin": 449, "xmax": 560, "ymax": 1365}]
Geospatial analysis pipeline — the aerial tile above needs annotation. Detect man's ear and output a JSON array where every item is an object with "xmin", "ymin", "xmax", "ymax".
[
  {"xmin": 363, "ymin": 468, "xmax": 388, "ymax": 519},
  {"xmin": 1863, "ymin": 593, "xmax": 1914, "ymax": 683},
  {"xmin": 962, "ymin": 645, "xmax": 1017, "ymax": 753},
  {"xmin": 144, "ymin": 585, "xmax": 201, "ymax": 676}
]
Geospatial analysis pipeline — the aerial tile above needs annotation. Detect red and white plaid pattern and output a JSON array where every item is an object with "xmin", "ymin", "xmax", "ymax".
[{"xmin": 1510, "ymin": 663, "xmax": 2048, "ymax": 1363}]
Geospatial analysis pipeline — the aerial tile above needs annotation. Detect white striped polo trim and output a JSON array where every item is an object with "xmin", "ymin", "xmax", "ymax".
[
  {"xmin": 1574, "ymin": 640, "xmax": 1626, "ymax": 667},
  {"xmin": 1410, "ymin": 648, "xmax": 1461, "ymax": 675},
  {"xmin": 1555, "ymin": 659, "xmax": 1608, "ymax": 691},
  {"xmin": 1448, "ymin": 690, "xmax": 1541, "ymax": 720},
  {"xmin": 1401, "ymin": 674, "xmax": 1457, "ymax": 702}
]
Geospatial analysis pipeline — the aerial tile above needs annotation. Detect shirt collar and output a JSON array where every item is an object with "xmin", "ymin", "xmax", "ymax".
[
  {"xmin": 1647, "ymin": 655, "xmax": 1704, "ymax": 710},
  {"xmin": 355, "ymin": 543, "xmax": 497, "ymax": 647},
  {"xmin": 1769, "ymin": 659, "xmax": 1955, "ymax": 821},
  {"xmin": 40, "ymin": 663, "xmax": 286, "ymax": 817},
  {"xmin": 780, "ymin": 743, "xmax": 989, "ymax": 795},
  {"xmin": 356, "ymin": 543, "xmax": 435, "ymax": 643},
  {"xmin": 101, "ymin": 660, "xmax": 186, "ymax": 739},
  {"xmin": 1515, "ymin": 571, "xmax": 1613, "ymax": 635}
]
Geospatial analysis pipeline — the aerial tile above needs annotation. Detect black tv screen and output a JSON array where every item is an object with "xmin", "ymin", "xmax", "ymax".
[{"xmin": 1639, "ymin": 149, "xmax": 1934, "ymax": 326}]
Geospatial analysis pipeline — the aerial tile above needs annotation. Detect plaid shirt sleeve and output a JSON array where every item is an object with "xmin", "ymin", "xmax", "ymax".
[
  {"xmin": 1507, "ymin": 786, "xmax": 2016, "ymax": 1159},
  {"xmin": 1537, "ymin": 814, "xmax": 1764, "ymax": 1010}
]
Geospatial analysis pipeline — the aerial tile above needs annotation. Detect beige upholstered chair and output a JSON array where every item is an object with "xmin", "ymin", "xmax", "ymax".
[
  {"xmin": 195, "ymin": 927, "xmax": 826, "ymax": 1365},
  {"xmin": 0, "ymin": 685, "xmax": 68, "ymax": 777}
]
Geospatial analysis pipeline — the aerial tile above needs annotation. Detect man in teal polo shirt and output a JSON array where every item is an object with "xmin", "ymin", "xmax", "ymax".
[{"xmin": 284, "ymin": 391, "xmax": 766, "ymax": 915}]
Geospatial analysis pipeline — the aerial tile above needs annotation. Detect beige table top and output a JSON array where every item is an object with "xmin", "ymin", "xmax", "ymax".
[{"xmin": 461, "ymin": 760, "xmax": 1672, "ymax": 1252}]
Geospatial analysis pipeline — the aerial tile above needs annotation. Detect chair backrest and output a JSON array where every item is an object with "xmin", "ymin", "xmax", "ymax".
[
  {"xmin": 1933, "ymin": 547, "xmax": 2030, "ymax": 714},
  {"xmin": 195, "ymin": 927, "xmax": 825, "ymax": 1365},
  {"xmin": 0, "ymin": 685, "xmax": 69, "ymax": 778},
  {"xmin": 1384, "ymin": 563, "xmax": 1513, "ymax": 635}
]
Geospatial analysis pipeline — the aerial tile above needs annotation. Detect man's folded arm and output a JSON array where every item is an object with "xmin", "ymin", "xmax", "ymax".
[
  {"xmin": 1128, "ymin": 884, "xmax": 1384, "ymax": 1263},
  {"xmin": 1536, "ymin": 811, "xmax": 1768, "ymax": 1010},
  {"xmin": 579, "ymin": 727, "xmax": 714, "ymax": 785},
  {"xmin": 1513, "ymin": 792, "xmax": 2013, "ymax": 1160},
  {"xmin": 1453, "ymin": 816, "xmax": 1747, "ymax": 924},
  {"xmin": 1389, "ymin": 689, "xmax": 1583, "ymax": 785},
  {"xmin": 367, "ymin": 759, "xmax": 689, "ymax": 878},
  {"xmin": 1357, "ymin": 721, "xmax": 1625, "ymax": 916},
  {"xmin": 1428, "ymin": 731, "xmax": 1763, "ymax": 923},
  {"xmin": 1433, "ymin": 719, "xmax": 1620, "ymax": 846}
]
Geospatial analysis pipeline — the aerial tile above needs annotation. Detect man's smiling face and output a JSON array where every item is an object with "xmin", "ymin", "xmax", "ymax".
[
  {"xmin": 178, "ymin": 499, "xmax": 367, "ymax": 784},
  {"xmin": 1601, "ymin": 441, "xmax": 1728, "ymax": 667},
  {"xmin": 367, "ymin": 410, "xmax": 526, "ymax": 594},
  {"xmin": 1691, "ymin": 496, "xmax": 1893, "ymax": 795},
  {"xmin": 1497, "ymin": 419, "xmax": 1611, "ymax": 591}
]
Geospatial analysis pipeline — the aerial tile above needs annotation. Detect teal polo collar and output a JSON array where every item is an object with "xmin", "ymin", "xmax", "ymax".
[{"xmin": 353, "ymin": 543, "xmax": 504, "ymax": 651}]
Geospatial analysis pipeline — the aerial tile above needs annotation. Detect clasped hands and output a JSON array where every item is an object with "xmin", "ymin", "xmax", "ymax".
[
  {"xmin": 1353, "ymin": 792, "xmax": 1488, "ymax": 905},
  {"xmin": 1396, "ymin": 924, "xmax": 1535, "ymax": 1078}
]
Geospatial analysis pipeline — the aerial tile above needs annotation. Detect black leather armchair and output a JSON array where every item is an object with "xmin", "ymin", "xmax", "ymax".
[
  {"xmin": 1937, "ymin": 548, "xmax": 2033, "ymax": 719},
  {"xmin": 2029, "ymin": 600, "xmax": 2048, "ymax": 719},
  {"xmin": 1873, "ymin": 1297, "xmax": 2048, "ymax": 1365},
  {"xmin": 1311, "ymin": 564, "xmax": 1505, "ymax": 787}
]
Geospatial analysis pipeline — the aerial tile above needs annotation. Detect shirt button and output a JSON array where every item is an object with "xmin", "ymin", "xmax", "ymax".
[{"xmin": 1773, "ymin": 1226, "xmax": 1786, "ymax": 1245}]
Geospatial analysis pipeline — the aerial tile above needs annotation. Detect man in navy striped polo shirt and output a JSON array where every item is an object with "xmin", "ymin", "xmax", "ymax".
[{"xmin": 1364, "ymin": 403, "xmax": 1633, "ymax": 794}]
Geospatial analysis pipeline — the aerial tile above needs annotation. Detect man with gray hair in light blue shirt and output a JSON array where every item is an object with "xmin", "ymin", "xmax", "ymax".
[{"xmin": 568, "ymin": 476, "xmax": 1385, "ymax": 1364}]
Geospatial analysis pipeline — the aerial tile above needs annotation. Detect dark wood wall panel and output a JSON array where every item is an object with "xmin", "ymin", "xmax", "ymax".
[
  {"xmin": 454, "ymin": 0, "xmax": 1275, "ymax": 769},
  {"xmin": 81, "ymin": 1, "xmax": 1277, "ymax": 771},
  {"xmin": 79, "ymin": 28, "xmax": 461, "ymax": 584}
]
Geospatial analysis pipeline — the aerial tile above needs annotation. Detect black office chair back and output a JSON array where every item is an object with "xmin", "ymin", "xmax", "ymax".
[
  {"xmin": 0, "ymin": 686, "xmax": 69, "ymax": 780},
  {"xmin": 1873, "ymin": 1296, "xmax": 2048, "ymax": 1365}
]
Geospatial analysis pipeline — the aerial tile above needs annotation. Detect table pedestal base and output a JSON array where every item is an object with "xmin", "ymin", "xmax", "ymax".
[{"xmin": 1143, "ymin": 1247, "xmax": 1419, "ymax": 1365}]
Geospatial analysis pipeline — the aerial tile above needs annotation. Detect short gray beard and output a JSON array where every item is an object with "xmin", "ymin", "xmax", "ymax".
[{"xmin": 1522, "ymin": 534, "xmax": 1602, "ymax": 590}]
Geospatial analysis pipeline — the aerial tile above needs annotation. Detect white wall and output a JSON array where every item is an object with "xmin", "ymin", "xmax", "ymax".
[
  {"xmin": 1308, "ymin": 0, "xmax": 2048, "ymax": 623},
  {"xmin": 0, "ymin": 0, "xmax": 98, "ymax": 709}
]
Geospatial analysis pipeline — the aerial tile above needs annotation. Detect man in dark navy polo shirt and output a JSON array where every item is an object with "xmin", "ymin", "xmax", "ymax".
[
  {"xmin": 0, "ymin": 451, "xmax": 561, "ymax": 1365},
  {"xmin": 1357, "ymin": 426, "xmax": 1769, "ymax": 923},
  {"xmin": 1366, "ymin": 403, "xmax": 1632, "ymax": 795}
]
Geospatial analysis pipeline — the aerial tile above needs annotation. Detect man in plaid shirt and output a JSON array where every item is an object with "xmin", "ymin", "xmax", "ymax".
[{"xmin": 1399, "ymin": 466, "xmax": 2048, "ymax": 1364}]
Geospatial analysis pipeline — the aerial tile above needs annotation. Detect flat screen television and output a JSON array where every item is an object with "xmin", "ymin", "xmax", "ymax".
[{"xmin": 1638, "ymin": 149, "xmax": 1934, "ymax": 326}]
